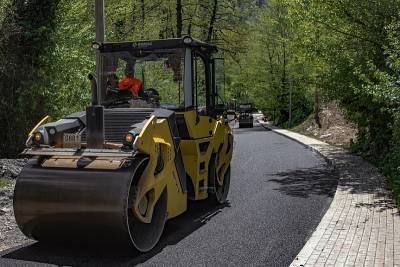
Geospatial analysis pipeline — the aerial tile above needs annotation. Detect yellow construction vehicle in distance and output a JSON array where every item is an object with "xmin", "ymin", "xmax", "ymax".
[{"xmin": 14, "ymin": 36, "xmax": 234, "ymax": 252}]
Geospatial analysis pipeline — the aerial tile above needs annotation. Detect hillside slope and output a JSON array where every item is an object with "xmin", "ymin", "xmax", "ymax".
[{"xmin": 293, "ymin": 102, "xmax": 357, "ymax": 148}]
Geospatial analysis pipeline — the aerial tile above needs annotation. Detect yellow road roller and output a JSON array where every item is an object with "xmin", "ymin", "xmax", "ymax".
[{"xmin": 14, "ymin": 37, "xmax": 233, "ymax": 252}]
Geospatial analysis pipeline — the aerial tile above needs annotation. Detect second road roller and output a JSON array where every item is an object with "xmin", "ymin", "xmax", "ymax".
[{"xmin": 13, "ymin": 36, "xmax": 234, "ymax": 252}]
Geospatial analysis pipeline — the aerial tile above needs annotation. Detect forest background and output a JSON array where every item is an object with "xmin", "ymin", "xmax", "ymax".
[{"xmin": 1, "ymin": 0, "xmax": 400, "ymax": 201}]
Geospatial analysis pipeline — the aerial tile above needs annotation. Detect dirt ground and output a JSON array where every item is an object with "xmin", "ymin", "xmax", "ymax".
[
  {"xmin": 293, "ymin": 102, "xmax": 358, "ymax": 149},
  {"xmin": 0, "ymin": 159, "xmax": 29, "ymax": 251}
]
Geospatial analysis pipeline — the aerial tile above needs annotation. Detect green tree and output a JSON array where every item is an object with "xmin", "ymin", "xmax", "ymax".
[
  {"xmin": 228, "ymin": 0, "xmax": 313, "ymax": 126},
  {"xmin": 0, "ymin": 0, "xmax": 59, "ymax": 157},
  {"xmin": 291, "ymin": 0, "xmax": 400, "ymax": 159}
]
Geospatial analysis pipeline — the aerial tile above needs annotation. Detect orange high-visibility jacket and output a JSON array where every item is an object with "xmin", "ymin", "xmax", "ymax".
[{"xmin": 118, "ymin": 76, "xmax": 143, "ymax": 98}]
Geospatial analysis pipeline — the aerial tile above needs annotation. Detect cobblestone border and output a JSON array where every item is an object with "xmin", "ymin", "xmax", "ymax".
[{"xmin": 261, "ymin": 124, "xmax": 400, "ymax": 266}]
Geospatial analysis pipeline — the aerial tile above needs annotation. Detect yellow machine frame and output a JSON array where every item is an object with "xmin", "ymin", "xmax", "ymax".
[{"xmin": 16, "ymin": 37, "xmax": 234, "ymax": 252}]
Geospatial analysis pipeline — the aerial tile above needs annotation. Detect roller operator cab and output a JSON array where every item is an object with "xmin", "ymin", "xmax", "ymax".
[{"xmin": 14, "ymin": 37, "xmax": 234, "ymax": 252}]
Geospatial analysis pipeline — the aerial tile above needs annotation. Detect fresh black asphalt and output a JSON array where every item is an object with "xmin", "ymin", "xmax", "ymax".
[{"xmin": 0, "ymin": 125, "xmax": 338, "ymax": 266}]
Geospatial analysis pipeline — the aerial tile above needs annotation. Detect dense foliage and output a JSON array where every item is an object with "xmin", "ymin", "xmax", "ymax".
[
  {"xmin": 288, "ymin": 0, "xmax": 400, "ymax": 202},
  {"xmin": 228, "ymin": 0, "xmax": 315, "ymax": 126},
  {"xmin": 294, "ymin": 0, "xmax": 400, "ymax": 159},
  {"xmin": 0, "ymin": 0, "xmax": 59, "ymax": 157}
]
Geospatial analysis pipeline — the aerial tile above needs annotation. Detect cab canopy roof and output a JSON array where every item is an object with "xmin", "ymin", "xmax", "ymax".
[
  {"xmin": 98, "ymin": 36, "xmax": 217, "ymax": 55},
  {"xmin": 239, "ymin": 103, "xmax": 254, "ymax": 112}
]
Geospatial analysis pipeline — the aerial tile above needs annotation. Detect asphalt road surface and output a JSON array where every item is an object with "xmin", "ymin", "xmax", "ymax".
[{"xmin": 0, "ymin": 125, "xmax": 338, "ymax": 267}]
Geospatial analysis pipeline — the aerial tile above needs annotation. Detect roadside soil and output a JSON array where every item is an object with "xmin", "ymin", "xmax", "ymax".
[
  {"xmin": 0, "ymin": 159, "xmax": 29, "ymax": 251},
  {"xmin": 292, "ymin": 102, "xmax": 357, "ymax": 149}
]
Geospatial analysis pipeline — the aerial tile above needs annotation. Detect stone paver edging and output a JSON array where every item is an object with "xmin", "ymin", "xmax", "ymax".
[{"xmin": 261, "ymin": 124, "xmax": 400, "ymax": 266}]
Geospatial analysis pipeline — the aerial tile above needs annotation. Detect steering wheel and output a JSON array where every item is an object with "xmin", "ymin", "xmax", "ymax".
[
  {"xmin": 106, "ymin": 74, "xmax": 120, "ymax": 95},
  {"xmin": 143, "ymin": 88, "xmax": 160, "ymax": 98},
  {"xmin": 106, "ymin": 86, "xmax": 119, "ymax": 96}
]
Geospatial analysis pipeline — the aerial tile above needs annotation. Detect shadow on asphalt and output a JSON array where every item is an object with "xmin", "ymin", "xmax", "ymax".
[
  {"xmin": 233, "ymin": 125, "xmax": 270, "ymax": 135},
  {"xmin": 2, "ymin": 199, "xmax": 230, "ymax": 266},
  {"xmin": 268, "ymin": 166, "xmax": 338, "ymax": 198}
]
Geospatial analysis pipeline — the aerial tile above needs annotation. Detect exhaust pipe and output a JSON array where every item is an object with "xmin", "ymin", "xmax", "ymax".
[
  {"xmin": 85, "ymin": 0, "xmax": 106, "ymax": 149},
  {"xmin": 86, "ymin": 74, "xmax": 104, "ymax": 149},
  {"xmin": 88, "ymin": 74, "xmax": 99, "ymax": 106}
]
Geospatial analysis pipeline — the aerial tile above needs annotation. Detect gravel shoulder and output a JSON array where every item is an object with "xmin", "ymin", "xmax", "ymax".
[
  {"xmin": 0, "ymin": 159, "xmax": 30, "ymax": 251},
  {"xmin": 292, "ymin": 102, "xmax": 357, "ymax": 149}
]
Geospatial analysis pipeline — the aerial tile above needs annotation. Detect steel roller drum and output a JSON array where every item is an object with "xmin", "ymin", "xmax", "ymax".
[{"xmin": 13, "ymin": 157, "xmax": 167, "ymax": 251}]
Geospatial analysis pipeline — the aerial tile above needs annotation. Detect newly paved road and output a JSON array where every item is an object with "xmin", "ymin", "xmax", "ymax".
[{"xmin": 0, "ymin": 125, "xmax": 338, "ymax": 266}]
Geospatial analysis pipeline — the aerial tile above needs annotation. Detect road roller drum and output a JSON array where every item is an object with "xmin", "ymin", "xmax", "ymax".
[{"xmin": 14, "ymin": 156, "xmax": 167, "ymax": 251}]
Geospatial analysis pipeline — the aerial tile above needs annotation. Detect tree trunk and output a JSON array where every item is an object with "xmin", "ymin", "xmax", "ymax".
[
  {"xmin": 176, "ymin": 0, "xmax": 182, "ymax": 37},
  {"xmin": 207, "ymin": 0, "xmax": 218, "ymax": 42},
  {"xmin": 140, "ymin": 0, "xmax": 145, "ymax": 38},
  {"xmin": 314, "ymin": 88, "xmax": 322, "ymax": 128}
]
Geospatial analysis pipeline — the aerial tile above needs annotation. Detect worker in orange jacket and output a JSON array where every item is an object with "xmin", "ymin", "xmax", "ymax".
[{"xmin": 118, "ymin": 69, "xmax": 143, "ymax": 99}]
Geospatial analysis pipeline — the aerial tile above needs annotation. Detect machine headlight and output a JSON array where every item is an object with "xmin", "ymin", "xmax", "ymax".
[
  {"xmin": 91, "ymin": 42, "xmax": 101, "ymax": 50},
  {"xmin": 32, "ymin": 132, "xmax": 43, "ymax": 146},
  {"xmin": 125, "ymin": 133, "xmax": 134, "ymax": 143},
  {"xmin": 183, "ymin": 36, "xmax": 193, "ymax": 45},
  {"xmin": 123, "ymin": 131, "xmax": 137, "ymax": 149},
  {"xmin": 34, "ymin": 132, "xmax": 42, "ymax": 142}
]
